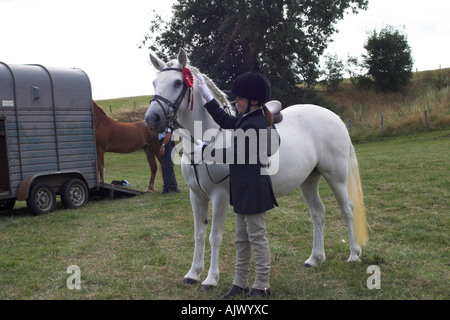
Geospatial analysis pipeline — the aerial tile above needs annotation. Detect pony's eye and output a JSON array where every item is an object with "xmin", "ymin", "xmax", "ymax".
[{"xmin": 174, "ymin": 79, "xmax": 183, "ymax": 87}]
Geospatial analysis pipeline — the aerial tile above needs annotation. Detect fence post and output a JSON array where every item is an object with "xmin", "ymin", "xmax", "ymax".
[
  {"xmin": 381, "ymin": 115, "xmax": 384, "ymax": 138},
  {"xmin": 109, "ymin": 105, "xmax": 113, "ymax": 116},
  {"xmin": 425, "ymin": 110, "xmax": 431, "ymax": 131},
  {"xmin": 346, "ymin": 118, "xmax": 352, "ymax": 132}
]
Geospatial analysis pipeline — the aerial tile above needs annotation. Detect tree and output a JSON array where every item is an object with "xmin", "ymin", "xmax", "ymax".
[
  {"xmin": 346, "ymin": 55, "xmax": 374, "ymax": 89},
  {"xmin": 363, "ymin": 25, "xmax": 414, "ymax": 92},
  {"xmin": 321, "ymin": 53, "xmax": 345, "ymax": 92},
  {"xmin": 142, "ymin": 0, "xmax": 368, "ymax": 104}
]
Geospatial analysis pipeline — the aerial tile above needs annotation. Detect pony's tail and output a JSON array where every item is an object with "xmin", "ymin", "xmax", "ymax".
[{"xmin": 347, "ymin": 144, "xmax": 368, "ymax": 246}]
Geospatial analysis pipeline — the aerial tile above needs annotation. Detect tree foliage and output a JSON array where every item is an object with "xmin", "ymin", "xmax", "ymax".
[
  {"xmin": 142, "ymin": 0, "xmax": 368, "ymax": 104},
  {"xmin": 321, "ymin": 53, "xmax": 345, "ymax": 92},
  {"xmin": 363, "ymin": 25, "xmax": 414, "ymax": 92}
]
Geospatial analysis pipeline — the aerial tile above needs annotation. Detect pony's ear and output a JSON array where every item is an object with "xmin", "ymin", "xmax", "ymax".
[
  {"xmin": 149, "ymin": 53, "xmax": 166, "ymax": 71},
  {"xmin": 178, "ymin": 48, "xmax": 188, "ymax": 68}
]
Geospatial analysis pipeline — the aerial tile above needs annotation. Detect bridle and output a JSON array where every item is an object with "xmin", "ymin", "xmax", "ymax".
[
  {"xmin": 150, "ymin": 67, "xmax": 231, "ymax": 188},
  {"xmin": 150, "ymin": 67, "xmax": 193, "ymax": 132}
]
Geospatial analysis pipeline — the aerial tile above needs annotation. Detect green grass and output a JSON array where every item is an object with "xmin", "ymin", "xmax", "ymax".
[
  {"xmin": 95, "ymin": 96, "xmax": 153, "ymax": 123},
  {"xmin": 0, "ymin": 130, "xmax": 449, "ymax": 300},
  {"xmin": 95, "ymin": 96, "xmax": 153, "ymax": 114}
]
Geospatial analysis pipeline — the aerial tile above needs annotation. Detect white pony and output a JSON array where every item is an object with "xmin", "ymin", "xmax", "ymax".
[{"xmin": 145, "ymin": 49, "xmax": 368, "ymax": 289}]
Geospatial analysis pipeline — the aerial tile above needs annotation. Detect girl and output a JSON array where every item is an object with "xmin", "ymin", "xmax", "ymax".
[{"xmin": 197, "ymin": 71, "xmax": 278, "ymax": 298}]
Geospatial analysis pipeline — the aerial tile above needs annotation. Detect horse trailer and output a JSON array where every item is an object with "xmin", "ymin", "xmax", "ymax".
[{"xmin": 0, "ymin": 62, "xmax": 141, "ymax": 216}]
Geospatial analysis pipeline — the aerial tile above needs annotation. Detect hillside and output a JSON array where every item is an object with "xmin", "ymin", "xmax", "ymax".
[
  {"xmin": 95, "ymin": 95, "xmax": 152, "ymax": 122},
  {"xmin": 96, "ymin": 68, "xmax": 450, "ymax": 141},
  {"xmin": 320, "ymin": 68, "xmax": 450, "ymax": 141}
]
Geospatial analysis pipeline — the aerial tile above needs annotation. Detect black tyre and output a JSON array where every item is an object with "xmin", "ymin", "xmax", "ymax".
[
  {"xmin": 61, "ymin": 178, "xmax": 88, "ymax": 209},
  {"xmin": 27, "ymin": 182, "xmax": 56, "ymax": 216}
]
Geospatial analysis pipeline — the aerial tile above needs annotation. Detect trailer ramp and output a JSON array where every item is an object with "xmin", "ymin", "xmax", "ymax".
[{"xmin": 89, "ymin": 183, "xmax": 144, "ymax": 200}]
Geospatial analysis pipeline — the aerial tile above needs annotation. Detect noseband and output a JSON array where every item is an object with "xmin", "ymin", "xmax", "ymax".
[{"xmin": 150, "ymin": 67, "xmax": 193, "ymax": 130}]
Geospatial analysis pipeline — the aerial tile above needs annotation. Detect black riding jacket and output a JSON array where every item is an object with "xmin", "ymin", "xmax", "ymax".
[{"xmin": 204, "ymin": 99, "xmax": 278, "ymax": 214}]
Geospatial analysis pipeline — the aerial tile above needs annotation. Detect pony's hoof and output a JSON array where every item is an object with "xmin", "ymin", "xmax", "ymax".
[
  {"xmin": 303, "ymin": 263, "xmax": 312, "ymax": 268},
  {"xmin": 183, "ymin": 278, "xmax": 198, "ymax": 285},
  {"xmin": 201, "ymin": 284, "xmax": 216, "ymax": 291},
  {"xmin": 347, "ymin": 256, "xmax": 361, "ymax": 263}
]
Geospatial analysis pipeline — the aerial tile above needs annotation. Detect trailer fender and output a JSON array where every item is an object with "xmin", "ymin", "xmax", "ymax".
[{"xmin": 17, "ymin": 171, "xmax": 89, "ymax": 201}]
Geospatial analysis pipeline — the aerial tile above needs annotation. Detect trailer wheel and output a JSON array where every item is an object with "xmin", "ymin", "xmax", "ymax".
[
  {"xmin": 61, "ymin": 178, "xmax": 88, "ymax": 209},
  {"xmin": 27, "ymin": 182, "xmax": 56, "ymax": 216}
]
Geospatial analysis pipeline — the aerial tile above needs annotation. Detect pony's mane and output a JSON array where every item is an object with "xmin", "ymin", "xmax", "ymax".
[
  {"xmin": 93, "ymin": 101, "xmax": 107, "ymax": 116},
  {"xmin": 166, "ymin": 60, "xmax": 231, "ymax": 110},
  {"xmin": 191, "ymin": 67, "xmax": 232, "ymax": 110}
]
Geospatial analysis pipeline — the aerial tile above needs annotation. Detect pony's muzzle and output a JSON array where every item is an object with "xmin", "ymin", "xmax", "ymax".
[{"xmin": 145, "ymin": 108, "xmax": 166, "ymax": 133}]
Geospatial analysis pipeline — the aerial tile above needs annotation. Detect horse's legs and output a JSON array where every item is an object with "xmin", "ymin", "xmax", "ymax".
[
  {"xmin": 143, "ymin": 147, "xmax": 157, "ymax": 192},
  {"xmin": 183, "ymin": 190, "xmax": 209, "ymax": 284},
  {"xmin": 97, "ymin": 148, "xmax": 105, "ymax": 184},
  {"xmin": 201, "ymin": 193, "xmax": 229, "ymax": 289},
  {"xmin": 300, "ymin": 170, "xmax": 326, "ymax": 267},
  {"xmin": 322, "ymin": 172, "xmax": 362, "ymax": 263}
]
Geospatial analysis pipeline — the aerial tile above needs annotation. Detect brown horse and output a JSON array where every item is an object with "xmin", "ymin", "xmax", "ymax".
[{"xmin": 93, "ymin": 101, "xmax": 161, "ymax": 192}]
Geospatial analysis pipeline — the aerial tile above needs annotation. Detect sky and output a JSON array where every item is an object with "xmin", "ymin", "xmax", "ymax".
[{"xmin": 0, "ymin": 0, "xmax": 449, "ymax": 100}]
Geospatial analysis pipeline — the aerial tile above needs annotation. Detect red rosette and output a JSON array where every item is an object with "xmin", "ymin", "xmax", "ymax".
[{"xmin": 182, "ymin": 68, "xmax": 194, "ymax": 88}]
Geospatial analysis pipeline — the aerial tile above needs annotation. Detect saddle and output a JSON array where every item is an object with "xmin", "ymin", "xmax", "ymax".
[
  {"xmin": 265, "ymin": 100, "xmax": 282, "ymax": 157},
  {"xmin": 266, "ymin": 100, "xmax": 283, "ymax": 123}
]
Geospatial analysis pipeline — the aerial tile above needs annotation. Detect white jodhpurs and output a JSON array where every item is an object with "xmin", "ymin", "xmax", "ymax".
[{"xmin": 233, "ymin": 212, "xmax": 271, "ymax": 291}]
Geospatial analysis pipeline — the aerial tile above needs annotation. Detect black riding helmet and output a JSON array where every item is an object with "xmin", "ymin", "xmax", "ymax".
[{"xmin": 231, "ymin": 71, "xmax": 271, "ymax": 104}]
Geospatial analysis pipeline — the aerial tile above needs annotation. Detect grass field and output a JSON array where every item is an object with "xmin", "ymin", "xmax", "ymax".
[
  {"xmin": 323, "ymin": 68, "xmax": 450, "ymax": 142},
  {"xmin": 1, "ymin": 129, "xmax": 448, "ymax": 300}
]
